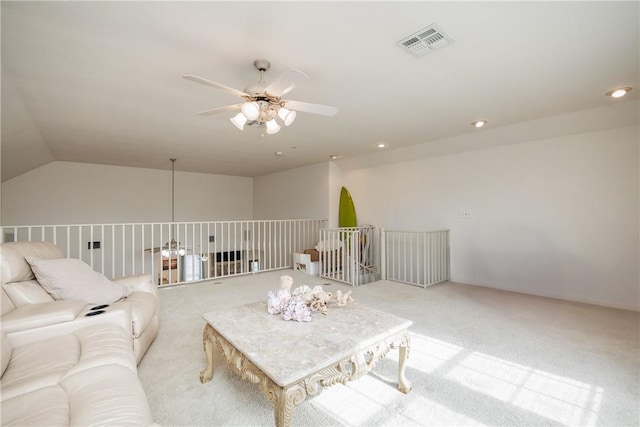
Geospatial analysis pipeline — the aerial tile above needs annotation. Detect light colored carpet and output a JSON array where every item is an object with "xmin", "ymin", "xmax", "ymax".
[{"xmin": 137, "ymin": 270, "xmax": 639, "ymax": 426}]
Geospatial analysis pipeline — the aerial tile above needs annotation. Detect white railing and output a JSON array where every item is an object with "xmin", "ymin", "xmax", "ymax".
[
  {"xmin": 1, "ymin": 219, "xmax": 326, "ymax": 286},
  {"xmin": 380, "ymin": 229, "xmax": 450, "ymax": 288},
  {"xmin": 317, "ymin": 225, "xmax": 377, "ymax": 287}
]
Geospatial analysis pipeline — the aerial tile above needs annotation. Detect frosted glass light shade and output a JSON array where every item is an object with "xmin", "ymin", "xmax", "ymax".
[
  {"xmin": 241, "ymin": 101, "xmax": 260, "ymax": 120},
  {"xmin": 230, "ymin": 113, "xmax": 248, "ymax": 130},
  {"xmin": 161, "ymin": 239, "xmax": 186, "ymax": 257},
  {"xmin": 265, "ymin": 119, "xmax": 281, "ymax": 134},
  {"xmin": 278, "ymin": 107, "xmax": 296, "ymax": 126}
]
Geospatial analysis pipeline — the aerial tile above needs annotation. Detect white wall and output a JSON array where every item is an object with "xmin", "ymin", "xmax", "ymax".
[
  {"xmin": 253, "ymin": 162, "xmax": 329, "ymax": 220},
  {"xmin": 341, "ymin": 125, "xmax": 639, "ymax": 311},
  {"xmin": 1, "ymin": 161, "xmax": 253, "ymax": 225},
  {"xmin": 327, "ymin": 161, "xmax": 343, "ymax": 228},
  {"xmin": 3, "ymin": 123, "xmax": 638, "ymax": 311}
]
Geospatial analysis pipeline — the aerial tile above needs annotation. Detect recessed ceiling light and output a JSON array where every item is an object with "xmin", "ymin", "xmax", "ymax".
[
  {"xmin": 329, "ymin": 155, "xmax": 339, "ymax": 160},
  {"xmin": 605, "ymin": 87, "xmax": 632, "ymax": 98},
  {"xmin": 471, "ymin": 120, "xmax": 487, "ymax": 128},
  {"xmin": 275, "ymin": 151, "xmax": 283, "ymax": 156},
  {"xmin": 376, "ymin": 143, "xmax": 386, "ymax": 148}
]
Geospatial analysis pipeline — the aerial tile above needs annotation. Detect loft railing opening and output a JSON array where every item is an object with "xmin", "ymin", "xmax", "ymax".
[
  {"xmin": 380, "ymin": 228, "xmax": 450, "ymax": 288},
  {"xmin": 2, "ymin": 222, "xmax": 450, "ymax": 289},
  {"xmin": 317, "ymin": 225, "xmax": 377, "ymax": 287},
  {"xmin": 1, "ymin": 219, "xmax": 326, "ymax": 286}
]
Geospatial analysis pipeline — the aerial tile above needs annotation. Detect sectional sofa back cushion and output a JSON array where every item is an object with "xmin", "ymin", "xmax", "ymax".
[
  {"xmin": 0, "ymin": 241, "xmax": 64, "ymax": 284},
  {"xmin": 26, "ymin": 257, "xmax": 131, "ymax": 305},
  {"xmin": 1, "ymin": 288, "xmax": 16, "ymax": 316},
  {"xmin": 1, "ymin": 330, "xmax": 11, "ymax": 376},
  {"xmin": 2, "ymin": 280, "xmax": 54, "ymax": 307}
]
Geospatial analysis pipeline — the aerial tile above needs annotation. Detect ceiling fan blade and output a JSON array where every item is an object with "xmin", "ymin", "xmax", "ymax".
[
  {"xmin": 182, "ymin": 75, "xmax": 250, "ymax": 98},
  {"xmin": 197, "ymin": 104, "xmax": 241, "ymax": 116},
  {"xmin": 265, "ymin": 69, "xmax": 308, "ymax": 97},
  {"xmin": 285, "ymin": 100, "xmax": 338, "ymax": 116}
]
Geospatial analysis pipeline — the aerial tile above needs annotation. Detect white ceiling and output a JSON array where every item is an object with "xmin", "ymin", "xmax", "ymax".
[{"xmin": 2, "ymin": 1, "xmax": 638, "ymax": 181}]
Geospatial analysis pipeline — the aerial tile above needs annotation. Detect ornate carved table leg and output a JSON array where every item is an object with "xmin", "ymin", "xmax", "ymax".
[
  {"xmin": 397, "ymin": 333, "xmax": 412, "ymax": 393},
  {"xmin": 200, "ymin": 324, "xmax": 216, "ymax": 383},
  {"xmin": 270, "ymin": 382, "xmax": 307, "ymax": 427}
]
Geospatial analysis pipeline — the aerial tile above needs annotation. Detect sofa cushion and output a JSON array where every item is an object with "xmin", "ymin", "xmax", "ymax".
[
  {"xmin": 26, "ymin": 257, "xmax": 130, "ymax": 305},
  {"xmin": 1, "ymin": 366, "xmax": 153, "ymax": 426},
  {"xmin": 1, "ymin": 288, "xmax": 16, "ymax": 317},
  {"xmin": 1, "ymin": 331, "xmax": 11, "ymax": 377},
  {"xmin": 0, "ymin": 385, "xmax": 69, "ymax": 426},
  {"xmin": 2, "ymin": 281, "xmax": 54, "ymax": 306},
  {"xmin": 1, "ymin": 325, "xmax": 137, "ymax": 400},
  {"xmin": 0, "ymin": 334, "xmax": 79, "ymax": 400},
  {"xmin": 65, "ymin": 325, "xmax": 137, "ymax": 375},
  {"xmin": 0, "ymin": 241, "xmax": 64, "ymax": 284},
  {"xmin": 62, "ymin": 365, "xmax": 154, "ymax": 426}
]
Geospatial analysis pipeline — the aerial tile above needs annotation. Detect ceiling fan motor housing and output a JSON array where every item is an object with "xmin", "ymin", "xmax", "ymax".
[{"xmin": 244, "ymin": 82, "xmax": 268, "ymax": 95}]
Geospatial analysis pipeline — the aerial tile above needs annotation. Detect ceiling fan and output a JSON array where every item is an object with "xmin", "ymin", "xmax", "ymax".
[
  {"xmin": 145, "ymin": 158, "xmax": 192, "ymax": 257},
  {"xmin": 182, "ymin": 59, "xmax": 338, "ymax": 135}
]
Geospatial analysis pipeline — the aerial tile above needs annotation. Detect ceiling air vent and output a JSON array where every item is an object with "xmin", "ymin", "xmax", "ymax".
[{"xmin": 397, "ymin": 24, "xmax": 453, "ymax": 57}]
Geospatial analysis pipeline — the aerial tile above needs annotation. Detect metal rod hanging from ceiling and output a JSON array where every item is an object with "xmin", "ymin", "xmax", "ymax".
[{"xmin": 170, "ymin": 158, "xmax": 176, "ymax": 223}]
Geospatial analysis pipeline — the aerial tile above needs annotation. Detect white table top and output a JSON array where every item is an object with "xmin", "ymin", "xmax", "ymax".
[{"xmin": 203, "ymin": 301, "xmax": 412, "ymax": 387}]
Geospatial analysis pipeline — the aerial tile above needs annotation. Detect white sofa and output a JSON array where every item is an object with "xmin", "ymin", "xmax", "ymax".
[
  {"xmin": 1, "ymin": 241, "xmax": 159, "ymax": 363},
  {"xmin": 0, "ymin": 241, "xmax": 160, "ymax": 426},
  {"xmin": 1, "ymin": 324, "xmax": 156, "ymax": 426}
]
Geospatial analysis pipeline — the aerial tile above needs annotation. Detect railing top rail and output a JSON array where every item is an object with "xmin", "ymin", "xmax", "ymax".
[
  {"xmin": 1, "ymin": 219, "xmax": 327, "ymax": 229},
  {"xmin": 383, "ymin": 228, "xmax": 450, "ymax": 234},
  {"xmin": 320, "ymin": 226, "xmax": 374, "ymax": 231}
]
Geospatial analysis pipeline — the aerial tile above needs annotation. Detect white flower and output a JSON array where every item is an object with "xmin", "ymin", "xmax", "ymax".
[{"xmin": 267, "ymin": 289, "xmax": 291, "ymax": 314}]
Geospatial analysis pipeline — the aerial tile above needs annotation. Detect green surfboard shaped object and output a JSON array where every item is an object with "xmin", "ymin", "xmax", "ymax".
[{"xmin": 339, "ymin": 187, "xmax": 357, "ymax": 228}]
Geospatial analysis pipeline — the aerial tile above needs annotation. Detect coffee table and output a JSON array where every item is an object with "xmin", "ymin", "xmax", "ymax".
[{"xmin": 200, "ymin": 300, "xmax": 412, "ymax": 427}]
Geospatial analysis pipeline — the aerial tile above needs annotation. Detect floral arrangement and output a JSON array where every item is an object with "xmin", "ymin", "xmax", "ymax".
[{"xmin": 266, "ymin": 275, "xmax": 354, "ymax": 322}]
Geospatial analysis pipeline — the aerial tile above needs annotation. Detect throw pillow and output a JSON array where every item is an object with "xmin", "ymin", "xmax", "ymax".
[{"xmin": 25, "ymin": 257, "xmax": 131, "ymax": 305}]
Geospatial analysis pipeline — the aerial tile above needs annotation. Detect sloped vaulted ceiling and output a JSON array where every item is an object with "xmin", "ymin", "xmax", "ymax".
[{"xmin": 1, "ymin": 1, "xmax": 638, "ymax": 182}]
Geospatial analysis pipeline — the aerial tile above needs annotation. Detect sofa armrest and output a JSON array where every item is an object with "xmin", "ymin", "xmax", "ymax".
[
  {"xmin": 111, "ymin": 292, "xmax": 157, "ymax": 338},
  {"xmin": 113, "ymin": 274, "xmax": 158, "ymax": 300},
  {"xmin": 1, "ymin": 300, "xmax": 86, "ymax": 333},
  {"xmin": 4, "ymin": 304, "xmax": 131, "ymax": 348}
]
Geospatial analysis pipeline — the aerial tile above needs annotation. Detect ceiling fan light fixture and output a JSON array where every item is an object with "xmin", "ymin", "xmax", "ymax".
[
  {"xmin": 161, "ymin": 240, "xmax": 186, "ymax": 257},
  {"xmin": 230, "ymin": 112, "xmax": 248, "ymax": 130},
  {"xmin": 241, "ymin": 101, "xmax": 260, "ymax": 120},
  {"xmin": 184, "ymin": 59, "xmax": 337, "ymax": 136},
  {"xmin": 265, "ymin": 118, "xmax": 281, "ymax": 134},
  {"xmin": 278, "ymin": 107, "xmax": 296, "ymax": 126}
]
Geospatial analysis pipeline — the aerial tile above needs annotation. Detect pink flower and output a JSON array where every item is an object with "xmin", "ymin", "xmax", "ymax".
[{"xmin": 281, "ymin": 295, "xmax": 312, "ymax": 322}]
